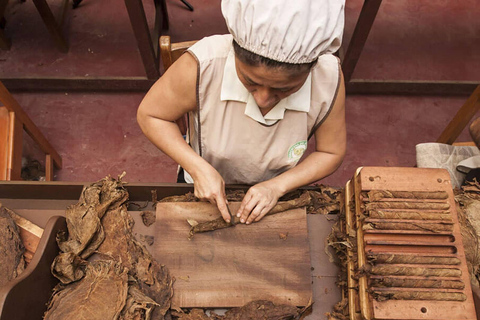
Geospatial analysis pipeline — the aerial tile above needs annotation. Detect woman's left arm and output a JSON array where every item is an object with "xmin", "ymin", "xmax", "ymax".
[{"xmin": 237, "ymin": 71, "xmax": 346, "ymax": 224}]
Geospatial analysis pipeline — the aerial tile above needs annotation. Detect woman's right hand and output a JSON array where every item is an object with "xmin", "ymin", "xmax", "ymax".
[{"xmin": 192, "ymin": 165, "xmax": 231, "ymax": 223}]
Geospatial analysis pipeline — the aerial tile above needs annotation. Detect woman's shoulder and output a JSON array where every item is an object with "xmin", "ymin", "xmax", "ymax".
[{"xmin": 188, "ymin": 34, "xmax": 233, "ymax": 62}]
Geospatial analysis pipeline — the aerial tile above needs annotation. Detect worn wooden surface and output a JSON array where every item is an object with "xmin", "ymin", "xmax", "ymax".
[{"xmin": 154, "ymin": 202, "xmax": 312, "ymax": 308}]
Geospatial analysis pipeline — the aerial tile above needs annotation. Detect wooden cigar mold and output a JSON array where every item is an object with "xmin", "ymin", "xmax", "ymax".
[{"xmin": 345, "ymin": 167, "xmax": 477, "ymax": 320}]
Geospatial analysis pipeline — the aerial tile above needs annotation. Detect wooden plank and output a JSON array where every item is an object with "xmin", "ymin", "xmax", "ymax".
[
  {"xmin": 124, "ymin": 0, "xmax": 160, "ymax": 79},
  {"xmin": 346, "ymin": 79, "xmax": 479, "ymax": 96},
  {"xmin": 6, "ymin": 112, "xmax": 22, "ymax": 180},
  {"xmin": 0, "ymin": 81, "xmax": 62, "ymax": 169},
  {"xmin": 1, "ymin": 77, "xmax": 155, "ymax": 92},
  {"xmin": 342, "ymin": 0, "xmax": 383, "ymax": 82},
  {"xmin": 437, "ymin": 85, "xmax": 480, "ymax": 144},
  {"xmin": 154, "ymin": 202, "xmax": 311, "ymax": 308},
  {"xmin": 0, "ymin": 107, "xmax": 8, "ymax": 180}
]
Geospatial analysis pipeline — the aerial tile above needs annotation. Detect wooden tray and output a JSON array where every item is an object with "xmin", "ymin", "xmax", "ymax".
[{"xmin": 0, "ymin": 216, "xmax": 66, "ymax": 320}]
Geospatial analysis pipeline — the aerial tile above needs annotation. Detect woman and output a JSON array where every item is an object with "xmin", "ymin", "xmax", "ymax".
[{"xmin": 137, "ymin": 0, "xmax": 346, "ymax": 225}]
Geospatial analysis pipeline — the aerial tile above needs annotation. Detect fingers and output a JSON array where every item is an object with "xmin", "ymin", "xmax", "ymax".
[
  {"xmin": 238, "ymin": 196, "xmax": 275, "ymax": 224},
  {"xmin": 215, "ymin": 194, "xmax": 231, "ymax": 223}
]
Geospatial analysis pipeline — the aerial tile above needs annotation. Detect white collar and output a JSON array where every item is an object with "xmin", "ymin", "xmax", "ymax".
[{"xmin": 220, "ymin": 48, "xmax": 311, "ymax": 125}]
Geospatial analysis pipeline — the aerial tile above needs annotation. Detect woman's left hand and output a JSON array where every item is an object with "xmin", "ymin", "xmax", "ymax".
[{"xmin": 237, "ymin": 181, "xmax": 283, "ymax": 224}]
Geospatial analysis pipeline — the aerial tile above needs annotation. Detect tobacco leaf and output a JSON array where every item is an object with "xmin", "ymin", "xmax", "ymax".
[
  {"xmin": 92, "ymin": 197, "xmax": 173, "ymax": 319},
  {"xmin": 121, "ymin": 286, "xmax": 159, "ymax": 319},
  {"xmin": 56, "ymin": 176, "xmax": 128, "ymax": 260},
  {"xmin": 51, "ymin": 252, "xmax": 88, "ymax": 284},
  {"xmin": 44, "ymin": 260, "xmax": 129, "ymax": 320},
  {"xmin": 0, "ymin": 205, "xmax": 25, "ymax": 288},
  {"xmin": 140, "ymin": 211, "xmax": 156, "ymax": 227},
  {"xmin": 171, "ymin": 309, "xmax": 211, "ymax": 320}
]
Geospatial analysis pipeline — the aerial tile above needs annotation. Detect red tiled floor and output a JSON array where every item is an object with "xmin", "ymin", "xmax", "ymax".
[{"xmin": 0, "ymin": 0, "xmax": 479, "ymax": 186}]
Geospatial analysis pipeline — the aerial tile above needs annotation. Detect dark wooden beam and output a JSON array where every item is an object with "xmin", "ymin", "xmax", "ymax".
[
  {"xmin": 1, "ymin": 77, "xmax": 155, "ymax": 92},
  {"xmin": 124, "ymin": 0, "xmax": 161, "ymax": 79},
  {"xmin": 31, "ymin": 0, "xmax": 68, "ymax": 53},
  {"xmin": 346, "ymin": 79, "xmax": 479, "ymax": 96},
  {"xmin": 342, "ymin": 0, "xmax": 383, "ymax": 82}
]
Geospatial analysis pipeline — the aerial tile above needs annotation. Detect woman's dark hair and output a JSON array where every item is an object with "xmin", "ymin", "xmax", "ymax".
[{"xmin": 233, "ymin": 40, "xmax": 316, "ymax": 74}]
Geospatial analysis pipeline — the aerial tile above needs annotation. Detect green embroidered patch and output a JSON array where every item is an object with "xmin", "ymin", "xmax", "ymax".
[{"xmin": 288, "ymin": 141, "xmax": 307, "ymax": 162}]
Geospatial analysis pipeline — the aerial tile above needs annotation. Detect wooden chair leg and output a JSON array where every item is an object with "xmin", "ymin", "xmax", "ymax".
[
  {"xmin": 7, "ymin": 112, "xmax": 23, "ymax": 180},
  {"xmin": 45, "ymin": 154, "xmax": 53, "ymax": 181},
  {"xmin": 437, "ymin": 85, "xmax": 480, "ymax": 144},
  {"xmin": 0, "ymin": 106, "xmax": 9, "ymax": 180},
  {"xmin": 0, "ymin": 109, "xmax": 23, "ymax": 181},
  {"xmin": 125, "ymin": 0, "xmax": 160, "ymax": 79},
  {"xmin": 31, "ymin": 0, "xmax": 68, "ymax": 53},
  {"xmin": 0, "ymin": 27, "xmax": 10, "ymax": 50}
]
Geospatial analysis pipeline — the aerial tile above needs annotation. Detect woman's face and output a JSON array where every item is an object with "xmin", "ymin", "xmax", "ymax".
[{"xmin": 235, "ymin": 57, "xmax": 310, "ymax": 115}]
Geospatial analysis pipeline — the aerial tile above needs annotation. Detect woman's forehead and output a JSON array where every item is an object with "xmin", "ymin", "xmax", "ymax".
[{"xmin": 235, "ymin": 57, "xmax": 310, "ymax": 88}]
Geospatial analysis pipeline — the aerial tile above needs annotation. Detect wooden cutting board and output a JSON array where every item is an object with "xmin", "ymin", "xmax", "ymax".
[{"xmin": 154, "ymin": 202, "xmax": 312, "ymax": 308}]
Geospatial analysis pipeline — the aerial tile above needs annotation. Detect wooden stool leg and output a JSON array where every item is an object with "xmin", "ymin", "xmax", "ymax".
[
  {"xmin": 437, "ymin": 85, "xmax": 480, "ymax": 144},
  {"xmin": 31, "ymin": 0, "xmax": 68, "ymax": 53}
]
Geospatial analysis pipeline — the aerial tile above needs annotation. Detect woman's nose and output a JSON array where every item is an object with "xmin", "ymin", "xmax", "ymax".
[{"xmin": 252, "ymin": 88, "xmax": 276, "ymax": 109}]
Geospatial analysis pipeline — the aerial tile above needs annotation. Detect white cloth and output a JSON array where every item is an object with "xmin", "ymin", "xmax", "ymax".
[
  {"xmin": 416, "ymin": 142, "xmax": 480, "ymax": 188},
  {"xmin": 220, "ymin": 48, "xmax": 312, "ymax": 125},
  {"xmin": 221, "ymin": 0, "xmax": 345, "ymax": 63}
]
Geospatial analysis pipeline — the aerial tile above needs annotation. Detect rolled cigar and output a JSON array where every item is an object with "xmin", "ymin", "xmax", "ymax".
[
  {"xmin": 367, "ymin": 254, "xmax": 461, "ymax": 265},
  {"xmin": 370, "ymin": 278, "xmax": 465, "ymax": 290},
  {"xmin": 363, "ymin": 222, "xmax": 453, "ymax": 232},
  {"xmin": 371, "ymin": 265, "xmax": 462, "ymax": 277},
  {"xmin": 374, "ymin": 291, "xmax": 466, "ymax": 302},
  {"xmin": 367, "ymin": 210, "xmax": 451, "ymax": 221},
  {"xmin": 365, "ymin": 190, "xmax": 448, "ymax": 202},
  {"xmin": 365, "ymin": 202, "xmax": 450, "ymax": 211}
]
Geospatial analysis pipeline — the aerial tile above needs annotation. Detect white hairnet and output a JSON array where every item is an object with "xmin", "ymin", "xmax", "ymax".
[{"xmin": 221, "ymin": 0, "xmax": 345, "ymax": 64}]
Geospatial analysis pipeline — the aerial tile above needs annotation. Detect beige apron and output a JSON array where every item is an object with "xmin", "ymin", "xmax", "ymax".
[{"xmin": 184, "ymin": 34, "xmax": 340, "ymax": 185}]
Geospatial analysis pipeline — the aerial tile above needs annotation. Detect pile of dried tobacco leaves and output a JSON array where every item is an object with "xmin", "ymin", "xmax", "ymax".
[
  {"xmin": 0, "ymin": 204, "xmax": 25, "ymax": 288},
  {"xmin": 44, "ymin": 174, "xmax": 173, "ymax": 320}
]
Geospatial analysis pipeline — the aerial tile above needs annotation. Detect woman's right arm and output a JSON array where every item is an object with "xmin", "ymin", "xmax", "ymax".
[{"xmin": 137, "ymin": 53, "xmax": 232, "ymax": 222}]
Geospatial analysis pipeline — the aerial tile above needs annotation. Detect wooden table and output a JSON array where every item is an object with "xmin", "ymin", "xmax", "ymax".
[{"xmin": 0, "ymin": 182, "xmax": 342, "ymax": 319}]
